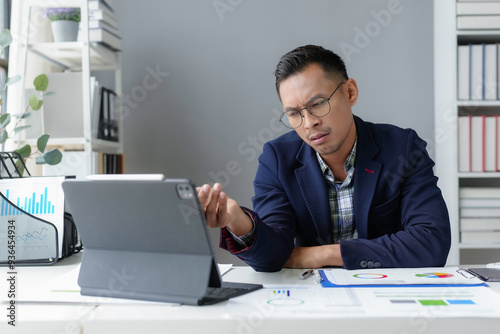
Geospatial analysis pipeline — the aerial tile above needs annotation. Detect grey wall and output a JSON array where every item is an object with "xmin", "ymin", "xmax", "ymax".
[{"xmin": 110, "ymin": 0, "xmax": 434, "ymax": 264}]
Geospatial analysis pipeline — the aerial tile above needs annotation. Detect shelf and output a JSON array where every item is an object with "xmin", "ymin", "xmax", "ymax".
[
  {"xmin": 21, "ymin": 137, "xmax": 122, "ymax": 154},
  {"xmin": 29, "ymin": 42, "xmax": 120, "ymax": 71},
  {"xmin": 458, "ymin": 100, "xmax": 500, "ymax": 107},
  {"xmin": 459, "ymin": 243, "xmax": 500, "ymax": 249},
  {"xmin": 458, "ymin": 172, "xmax": 500, "ymax": 178}
]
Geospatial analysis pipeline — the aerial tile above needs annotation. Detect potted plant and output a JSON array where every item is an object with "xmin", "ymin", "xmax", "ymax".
[
  {"xmin": 43, "ymin": 7, "xmax": 81, "ymax": 43},
  {"xmin": 0, "ymin": 29, "xmax": 62, "ymax": 175}
]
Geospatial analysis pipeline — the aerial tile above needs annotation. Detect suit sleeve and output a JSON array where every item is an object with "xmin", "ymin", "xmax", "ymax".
[
  {"xmin": 219, "ymin": 142, "xmax": 296, "ymax": 272},
  {"xmin": 340, "ymin": 130, "xmax": 451, "ymax": 269}
]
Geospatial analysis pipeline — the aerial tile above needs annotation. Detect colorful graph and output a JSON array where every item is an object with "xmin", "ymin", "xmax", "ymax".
[
  {"xmin": 267, "ymin": 289, "xmax": 305, "ymax": 306},
  {"xmin": 415, "ymin": 272, "xmax": 454, "ymax": 279},
  {"xmin": 15, "ymin": 227, "xmax": 49, "ymax": 242},
  {"xmin": 1, "ymin": 188, "xmax": 55, "ymax": 216},
  {"xmin": 353, "ymin": 273, "xmax": 388, "ymax": 279}
]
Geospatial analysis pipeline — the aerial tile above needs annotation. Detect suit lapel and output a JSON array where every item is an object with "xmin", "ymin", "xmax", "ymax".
[
  {"xmin": 295, "ymin": 143, "xmax": 332, "ymax": 244},
  {"xmin": 353, "ymin": 116, "xmax": 381, "ymax": 239}
]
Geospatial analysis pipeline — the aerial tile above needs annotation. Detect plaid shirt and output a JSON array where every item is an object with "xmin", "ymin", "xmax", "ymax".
[
  {"xmin": 224, "ymin": 140, "xmax": 358, "ymax": 251},
  {"xmin": 316, "ymin": 140, "xmax": 358, "ymax": 244}
]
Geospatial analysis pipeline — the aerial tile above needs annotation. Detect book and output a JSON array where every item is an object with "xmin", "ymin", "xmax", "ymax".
[
  {"xmin": 470, "ymin": 44, "xmax": 483, "ymax": 100},
  {"xmin": 498, "ymin": 44, "xmax": 500, "ymax": 100},
  {"xmin": 91, "ymin": 78, "xmax": 101, "ymax": 140},
  {"xmin": 457, "ymin": 2, "xmax": 500, "ymax": 15},
  {"xmin": 457, "ymin": 15, "xmax": 500, "ymax": 29},
  {"xmin": 461, "ymin": 231, "xmax": 500, "ymax": 243},
  {"xmin": 498, "ymin": 115, "xmax": 500, "ymax": 170},
  {"xmin": 88, "ymin": 28, "xmax": 121, "ymax": 51},
  {"xmin": 88, "ymin": 0, "xmax": 114, "ymax": 13},
  {"xmin": 461, "ymin": 218, "xmax": 500, "ymax": 231},
  {"xmin": 485, "ymin": 115, "xmax": 497, "ymax": 171},
  {"xmin": 470, "ymin": 115, "xmax": 485, "ymax": 172},
  {"xmin": 460, "ymin": 198, "xmax": 500, "ymax": 207},
  {"xmin": 457, "ymin": 44, "xmax": 471, "ymax": 100},
  {"xmin": 460, "ymin": 187, "xmax": 500, "ymax": 197},
  {"xmin": 458, "ymin": 115, "xmax": 471, "ymax": 172},
  {"xmin": 97, "ymin": 87, "xmax": 119, "ymax": 141},
  {"xmin": 461, "ymin": 207, "xmax": 500, "ymax": 218},
  {"xmin": 484, "ymin": 43, "xmax": 497, "ymax": 100},
  {"xmin": 89, "ymin": 8, "xmax": 118, "ymax": 28},
  {"xmin": 87, "ymin": 20, "xmax": 120, "ymax": 38}
]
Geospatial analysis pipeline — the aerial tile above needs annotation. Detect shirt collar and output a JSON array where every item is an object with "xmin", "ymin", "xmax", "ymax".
[{"xmin": 316, "ymin": 138, "xmax": 357, "ymax": 182}]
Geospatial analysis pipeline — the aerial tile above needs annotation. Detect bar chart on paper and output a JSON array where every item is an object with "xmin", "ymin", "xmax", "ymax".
[
  {"xmin": 1, "ymin": 188, "xmax": 56, "ymax": 216},
  {"xmin": 0, "ymin": 177, "xmax": 66, "ymax": 260}
]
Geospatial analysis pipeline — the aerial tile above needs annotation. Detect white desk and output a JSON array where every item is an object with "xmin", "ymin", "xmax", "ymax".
[{"xmin": 2, "ymin": 253, "xmax": 500, "ymax": 334}]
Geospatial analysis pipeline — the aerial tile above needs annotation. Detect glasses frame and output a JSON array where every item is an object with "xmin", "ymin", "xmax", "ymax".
[{"xmin": 279, "ymin": 81, "xmax": 345, "ymax": 129}]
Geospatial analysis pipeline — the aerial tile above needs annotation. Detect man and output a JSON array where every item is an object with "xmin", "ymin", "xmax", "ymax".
[{"xmin": 198, "ymin": 45, "xmax": 451, "ymax": 271}]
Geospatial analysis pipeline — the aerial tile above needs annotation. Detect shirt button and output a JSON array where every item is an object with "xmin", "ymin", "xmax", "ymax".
[{"xmin": 360, "ymin": 260, "xmax": 367, "ymax": 268}]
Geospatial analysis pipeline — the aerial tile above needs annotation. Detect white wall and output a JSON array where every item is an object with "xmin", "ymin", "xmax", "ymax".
[{"xmin": 109, "ymin": 0, "xmax": 434, "ymax": 264}]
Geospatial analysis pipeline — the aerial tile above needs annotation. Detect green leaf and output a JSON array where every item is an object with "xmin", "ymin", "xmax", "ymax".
[
  {"xmin": 36, "ymin": 148, "xmax": 62, "ymax": 165},
  {"xmin": 42, "ymin": 91, "xmax": 56, "ymax": 98},
  {"xmin": 29, "ymin": 95, "xmax": 43, "ymax": 110},
  {"xmin": 37, "ymin": 134, "xmax": 50, "ymax": 153},
  {"xmin": 14, "ymin": 144, "xmax": 31, "ymax": 159},
  {"xmin": 0, "ymin": 129, "xmax": 7, "ymax": 143},
  {"xmin": 11, "ymin": 112, "xmax": 31, "ymax": 119},
  {"xmin": 33, "ymin": 74, "xmax": 49, "ymax": 92},
  {"xmin": 0, "ymin": 29, "xmax": 12, "ymax": 55},
  {"xmin": 15, "ymin": 160, "xmax": 25, "ymax": 176},
  {"xmin": 13, "ymin": 125, "xmax": 31, "ymax": 133},
  {"xmin": 0, "ymin": 113, "xmax": 10, "ymax": 128},
  {"xmin": 5, "ymin": 75, "xmax": 21, "ymax": 87}
]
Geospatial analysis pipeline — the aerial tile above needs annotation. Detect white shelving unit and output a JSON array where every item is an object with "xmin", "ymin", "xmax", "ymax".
[
  {"xmin": 434, "ymin": 0, "xmax": 500, "ymax": 265},
  {"xmin": 6, "ymin": 0, "xmax": 123, "ymax": 176}
]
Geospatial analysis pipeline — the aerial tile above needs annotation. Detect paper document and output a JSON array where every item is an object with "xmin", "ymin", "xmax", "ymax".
[
  {"xmin": 0, "ymin": 176, "xmax": 66, "ymax": 258},
  {"xmin": 320, "ymin": 267, "xmax": 486, "ymax": 287},
  {"xmin": 227, "ymin": 284, "xmax": 500, "ymax": 318}
]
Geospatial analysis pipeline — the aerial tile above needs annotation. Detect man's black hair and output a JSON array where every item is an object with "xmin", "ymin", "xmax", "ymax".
[{"xmin": 274, "ymin": 45, "xmax": 349, "ymax": 97}]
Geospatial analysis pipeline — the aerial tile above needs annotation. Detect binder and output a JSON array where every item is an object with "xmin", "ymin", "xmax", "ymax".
[
  {"xmin": 97, "ymin": 87, "xmax": 119, "ymax": 142},
  {"xmin": 0, "ymin": 152, "xmax": 81, "ymax": 265}
]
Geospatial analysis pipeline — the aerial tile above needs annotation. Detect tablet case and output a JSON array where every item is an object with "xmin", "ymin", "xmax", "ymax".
[{"xmin": 62, "ymin": 178, "xmax": 261, "ymax": 305}]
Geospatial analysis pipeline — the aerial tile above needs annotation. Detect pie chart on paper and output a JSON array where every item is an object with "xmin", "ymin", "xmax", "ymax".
[{"xmin": 415, "ymin": 272, "xmax": 454, "ymax": 279}]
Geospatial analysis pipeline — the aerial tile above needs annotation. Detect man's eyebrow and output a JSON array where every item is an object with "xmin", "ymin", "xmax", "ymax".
[{"xmin": 283, "ymin": 93, "xmax": 325, "ymax": 111}]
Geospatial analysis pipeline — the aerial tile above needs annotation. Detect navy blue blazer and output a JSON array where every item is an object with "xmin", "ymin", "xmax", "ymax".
[{"xmin": 223, "ymin": 115, "xmax": 451, "ymax": 271}]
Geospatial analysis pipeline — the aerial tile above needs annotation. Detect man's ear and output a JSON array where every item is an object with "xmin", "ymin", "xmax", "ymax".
[{"xmin": 344, "ymin": 78, "xmax": 359, "ymax": 106}]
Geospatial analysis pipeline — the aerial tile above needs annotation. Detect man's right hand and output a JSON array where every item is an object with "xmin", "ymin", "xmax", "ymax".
[{"xmin": 196, "ymin": 183, "xmax": 253, "ymax": 237}]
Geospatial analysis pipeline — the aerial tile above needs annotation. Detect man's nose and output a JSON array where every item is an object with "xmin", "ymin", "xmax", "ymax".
[{"xmin": 302, "ymin": 110, "xmax": 319, "ymax": 129}]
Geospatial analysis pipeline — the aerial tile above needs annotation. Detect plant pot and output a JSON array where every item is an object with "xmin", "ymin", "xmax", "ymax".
[{"xmin": 51, "ymin": 20, "xmax": 79, "ymax": 42}]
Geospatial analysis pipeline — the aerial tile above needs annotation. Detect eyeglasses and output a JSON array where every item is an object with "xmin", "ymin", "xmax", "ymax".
[{"xmin": 279, "ymin": 82, "xmax": 345, "ymax": 129}]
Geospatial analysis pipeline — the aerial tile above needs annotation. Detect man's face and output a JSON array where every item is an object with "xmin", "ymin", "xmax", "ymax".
[{"xmin": 279, "ymin": 63, "xmax": 358, "ymax": 158}]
